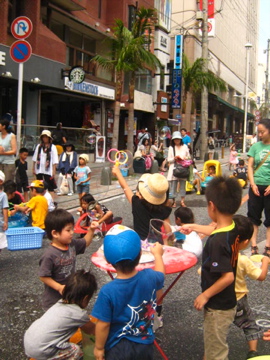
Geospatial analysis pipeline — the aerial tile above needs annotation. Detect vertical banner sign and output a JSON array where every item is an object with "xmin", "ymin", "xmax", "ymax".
[
  {"xmin": 200, "ymin": 0, "xmax": 215, "ymax": 18},
  {"xmin": 172, "ymin": 34, "xmax": 183, "ymax": 109},
  {"xmin": 172, "ymin": 70, "xmax": 182, "ymax": 109}
]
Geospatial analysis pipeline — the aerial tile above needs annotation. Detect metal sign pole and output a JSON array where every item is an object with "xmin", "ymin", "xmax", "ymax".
[{"xmin": 16, "ymin": 62, "xmax": 23, "ymax": 153}]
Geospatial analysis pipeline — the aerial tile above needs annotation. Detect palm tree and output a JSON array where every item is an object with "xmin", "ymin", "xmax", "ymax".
[
  {"xmin": 92, "ymin": 20, "xmax": 137, "ymax": 149},
  {"xmin": 126, "ymin": 7, "xmax": 162, "ymax": 153},
  {"xmin": 182, "ymin": 54, "xmax": 227, "ymax": 136}
]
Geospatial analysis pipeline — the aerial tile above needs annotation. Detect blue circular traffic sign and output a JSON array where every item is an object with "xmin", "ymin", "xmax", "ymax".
[
  {"xmin": 11, "ymin": 16, "xmax": 33, "ymax": 39},
  {"xmin": 10, "ymin": 40, "xmax": 32, "ymax": 63}
]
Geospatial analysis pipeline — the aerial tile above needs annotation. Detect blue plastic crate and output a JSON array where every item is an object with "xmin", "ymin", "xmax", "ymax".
[
  {"xmin": 120, "ymin": 168, "xmax": 129, "ymax": 177},
  {"xmin": 6, "ymin": 227, "xmax": 44, "ymax": 251}
]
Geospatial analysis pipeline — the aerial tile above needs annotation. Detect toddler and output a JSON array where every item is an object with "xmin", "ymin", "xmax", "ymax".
[
  {"xmin": 24, "ymin": 269, "xmax": 97, "ymax": 360},
  {"xmin": 173, "ymin": 207, "xmax": 202, "ymax": 257},
  {"xmin": 233, "ymin": 159, "xmax": 248, "ymax": 187},
  {"xmin": 39, "ymin": 208, "xmax": 98, "ymax": 310},
  {"xmin": 15, "ymin": 147, "xmax": 29, "ymax": 201},
  {"xmin": 14, "ymin": 180, "xmax": 48, "ymax": 229},
  {"xmin": 229, "ymin": 143, "xmax": 239, "ymax": 170},
  {"xmin": 73, "ymin": 154, "xmax": 91, "ymax": 200}
]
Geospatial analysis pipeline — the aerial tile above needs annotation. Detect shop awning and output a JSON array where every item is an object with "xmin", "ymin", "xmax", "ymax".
[{"xmin": 215, "ymin": 95, "xmax": 254, "ymax": 118}]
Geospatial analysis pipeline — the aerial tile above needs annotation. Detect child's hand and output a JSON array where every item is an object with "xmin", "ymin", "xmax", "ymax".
[
  {"xmin": 112, "ymin": 165, "xmax": 120, "ymax": 176},
  {"xmin": 150, "ymin": 242, "xmax": 164, "ymax": 257},
  {"xmin": 94, "ymin": 347, "xmax": 105, "ymax": 360},
  {"xmin": 58, "ymin": 284, "xmax": 65, "ymax": 295},
  {"xmin": 90, "ymin": 221, "xmax": 100, "ymax": 230},
  {"xmin": 263, "ymin": 330, "xmax": 270, "ymax": 341},
  {"xmin": 180, "ymin": 225, "xmax": 192, "ymax": 235},
  {"xmin": 194, "ymin": 293, "xmax": 209, "ymax": 311}
]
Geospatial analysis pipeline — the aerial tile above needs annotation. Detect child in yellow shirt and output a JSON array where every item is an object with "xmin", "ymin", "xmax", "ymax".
[{"xmin": 14, "ymin": 180, "xmax": 48, "ymax": 229}]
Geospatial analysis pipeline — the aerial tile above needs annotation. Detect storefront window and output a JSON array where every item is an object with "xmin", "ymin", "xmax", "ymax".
[{"xmin": 123, "ymin": 70, "xmax": 152, "ymax": 95}]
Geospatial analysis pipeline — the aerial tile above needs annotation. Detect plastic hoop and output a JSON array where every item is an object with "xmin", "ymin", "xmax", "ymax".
[{"xmin": 107, "ymin": 149, "xmax": 128, "ymax": 166}]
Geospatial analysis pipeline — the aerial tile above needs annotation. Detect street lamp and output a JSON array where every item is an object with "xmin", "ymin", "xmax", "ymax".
[{"xmin": 243, "ymin": 42, "xmax": 252, "ymax": 153}]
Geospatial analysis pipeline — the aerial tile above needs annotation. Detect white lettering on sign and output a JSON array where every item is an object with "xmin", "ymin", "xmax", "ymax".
[
  {"xmin": 0, "ymin": 51, "xmax": 6, "ymax": 65},
  {"xmin": 160, "ymin": 35, "xmax": 167, "ymax": 48},
  {"xmin": 64, "ymin": 78, "xmax": 115, "ymax": 100}
]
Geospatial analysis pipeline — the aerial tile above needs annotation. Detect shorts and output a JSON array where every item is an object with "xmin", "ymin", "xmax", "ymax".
[
  {"xmin": 247, "ymin": 185, "xmax": 270, "ymax": 227},
  {"xmin": 233, "ymin": 295, "xmax": 263, "ymax": 341},
  {"xmin": 47, "ymin": 343, "xmax": 82, "ymax": 359},
  {"xmin": 76, "ymin": 183, "xmax": 90, "ymax": 194},
  {"xmin": 204, "ymin": 306, "xmax": 236, "ymax": 360},
  {"xmin": 105, "ymin": 338, "xmax": 154, "ymax": 360},
  {"xmin": 17, "ymin": 181, "xmax": 29, "ymax": 193},
  {"xmin": 36, "ymin": 174, "xmax": 57, "ymax": 192}
]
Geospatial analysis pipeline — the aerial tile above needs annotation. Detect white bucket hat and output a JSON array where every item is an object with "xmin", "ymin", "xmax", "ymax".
[
  {"xmin": 172, "ymin": 131, "xmax": 182, "ymax": 140},
  {"xmin": 40, "ymin": 130, "xmax": 52, "ymax": 139},
  {"xmin": 79, "ymin": 154, "xmax": 89, "ymax": 163}
]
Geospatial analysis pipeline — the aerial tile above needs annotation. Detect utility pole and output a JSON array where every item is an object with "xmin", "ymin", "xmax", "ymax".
[
  {"xmin": 265, "ymin": 39, "xmax": 270, "ymax": 117},
  {"xmin": 200, "ymin": 0, "xmax": 209, "ymax": 160}
]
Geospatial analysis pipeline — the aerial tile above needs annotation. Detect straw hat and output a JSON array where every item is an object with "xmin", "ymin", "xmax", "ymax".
[
  {"xmin": 172, "ymin": 131, "xmax": 182, "ymax": 140},
  {"xmin": 138, "ymin": 173, "xmax": 168, "ymax": 205},
  {"xmin": 79, "ymin": 154, "xmax": 89, "ymax": 163},
  {"xmin": 40, "ymin": 130, "xmax": 52, "ymax": 139}
]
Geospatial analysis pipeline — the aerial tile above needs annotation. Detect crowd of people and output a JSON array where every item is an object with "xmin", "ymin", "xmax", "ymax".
[{"xmin": 1, "ymin": 114, "xmax": 270, "ymax": 360}]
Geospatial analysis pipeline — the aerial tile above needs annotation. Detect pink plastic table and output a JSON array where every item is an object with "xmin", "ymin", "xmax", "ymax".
[{"xmin": 91, "ymin": 246, "xmax": 198, "ymax": 360}]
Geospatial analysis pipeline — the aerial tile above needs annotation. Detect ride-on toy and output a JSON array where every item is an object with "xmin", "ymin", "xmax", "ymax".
[
  {"xmin": 200, "ymin": 160, "xmax": 222, "ymax": 194},
  {"xmin": 74, "ymin": 201, "xmax": 122, "ymax": 239}
]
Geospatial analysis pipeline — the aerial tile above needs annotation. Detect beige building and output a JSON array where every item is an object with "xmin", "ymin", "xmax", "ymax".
[{"xmin": 171, "ymin": 0, "xmax": 259, "ymax": 139}]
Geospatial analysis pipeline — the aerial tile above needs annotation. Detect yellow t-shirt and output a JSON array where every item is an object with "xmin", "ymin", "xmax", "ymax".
[
  {"xmin": 27, "ymin": 195, "xmax": 48, "ymax": 229},
  {"xmin": 235, "ymin": 253, "xmax": 261, "ymax": 301}
]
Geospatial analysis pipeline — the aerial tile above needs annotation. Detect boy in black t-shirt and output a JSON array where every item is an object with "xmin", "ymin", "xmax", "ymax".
[
  {"xmin": 15, "ymin": 147, "xmax": 29, "ymax": 201},
  {"xmin": 192, "ymin": 176, "xmax": 242, "ymax": 360},
  {"xmin": 233, "ymin": 159, "xmax": 248, "ymax": 187}
]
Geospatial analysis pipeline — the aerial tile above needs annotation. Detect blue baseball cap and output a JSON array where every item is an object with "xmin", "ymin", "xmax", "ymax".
[{"xmin": 104, "ymin": 225, "xmax": 141, "ymax": 265}]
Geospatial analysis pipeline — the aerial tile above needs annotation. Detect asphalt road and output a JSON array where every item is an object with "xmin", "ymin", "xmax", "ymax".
[{"xmin": 1, "ymin": 172, "xmax": 270, "ymax": 359}]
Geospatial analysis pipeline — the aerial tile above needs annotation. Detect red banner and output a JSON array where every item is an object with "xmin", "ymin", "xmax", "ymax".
[{"xmin": 200, "ymin": 0, "xmax": 215, "ymax": 18}]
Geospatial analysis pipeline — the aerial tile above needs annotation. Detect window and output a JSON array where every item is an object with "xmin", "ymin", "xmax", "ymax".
[
  {"xmin": 123, "ymin": 70, "xmax": 152, "ymax": 95},
  {"xmin": 128, "ymin": 5, "xmax": 136, "ymax": 31}
]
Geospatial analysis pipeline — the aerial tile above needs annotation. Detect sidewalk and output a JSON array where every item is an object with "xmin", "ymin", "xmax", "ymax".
[{"xmin": 26, "ymin": 146, "xmax": 234, "ymax": 211}]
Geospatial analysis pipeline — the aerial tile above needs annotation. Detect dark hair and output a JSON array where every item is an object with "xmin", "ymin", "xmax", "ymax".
[
  {"xmin": 209, "ymin": 165, "xmax": 216, "ymax": 172},
  {"xmin": 56, "ymin": 122, "xmax": 62, "ymax": 130},
  {"xmin": 62, "ymin": 269, "xmax": 97, "ymax": 308},
  {"xmin": 205, "ymin": 176, "xmax": 242, "ymax": 215},
  {"xmin": 174, "ymin": 207, "xmax": 194, "ymax": 224},
  {"xmin": 259, "ymin": 118, "xmax": 270, "ymax": 131},
  {"xmin": 19, "ymin": 147, "xmax": 29, "ymax": 154},
  {"xmin": 31, "ymin": 187, "xmax": 44, "ymax": 194},
  {"xmin": 239, "ymin": 159, "xmax": 245, "ymax": 166},
  {"xmin": 142, "ymin": 137, "xmax": 149, "ymax": 146},
  {"xmin": 81, "ymin": 193, "xmax": 95, "ymax": 204},
  {"xmin": 3, "ymin": 180, "xmax": 16, "ymax": 194},
  {"xmin": 113, "ymin": 252, "xmax": 141, "ymax": 274},
  {"xmin": 233, "ymin": 215, "xmax": 254, "ymax": 243},
  {"xmin": 180, "ymin": 128, "xmax": 187, "ymax": 132},
  {"xmin": 45, "ymin": 209, "xmax": 74, "ymax": 240},
  {"xmin": 171, "ymin": 138, "xmax": 183, "ymax": 147},
  {"xmin": 0, "ymin": 118, "xmax": 12, "ymax": 133}
]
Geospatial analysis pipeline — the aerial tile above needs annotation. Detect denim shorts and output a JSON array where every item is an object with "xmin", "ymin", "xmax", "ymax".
[
  {"xmin": 76, "ymin": 183, "xmax": 90, "ymax": 194},
  {"xmin": 233, "ymin": 295, "xmax": 263, "ymax": 341}
]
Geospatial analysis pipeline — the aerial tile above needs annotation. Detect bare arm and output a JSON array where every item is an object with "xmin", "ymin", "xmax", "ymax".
[
  {"xmin": 96, "ymin": 207, "xmax": 113, "ymax": 225},
  {"xmin": 84, "ymin": 221, "xmax": 99, "ymax": 247},
  {"xmin": 3, "ymin": 208, "xmax": 8, "ymax": 231},
  {"xmin": 94, "ymin": 320, "xmax": 110, "ymax": 360},
  {"xmin": 80, "ymin": 318, "xmax": 95, "ymax": 335},
  {"xmin": 247, "ymin": 157, "xmax": 259, "ymax": 196},
  {"xmin": 0, "ymin": 133, "xmax": 17, "ymax": 155},
  {"xmin": 257, "ymin": 256, "xmax": 270, "ymax": 281},
  {"xmin": 112, "ymin": 165, "xmax": 133, "ymax": 203},
  {"xmin": 39, "ymin": 276, "xmax": 65, "ymax": 295},
  {"xmin": 181, "ymin": 223, "xmax": 216, "ymax": 236},
  {"xmin": 150, "ymin": 243, "xmax": 165, "ymax": 274},
  {"xmin": 194, "ymin": 272, "xmax": 234, "ymax": 310}
]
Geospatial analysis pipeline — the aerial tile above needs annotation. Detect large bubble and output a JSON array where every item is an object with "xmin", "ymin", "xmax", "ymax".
[
  {"xmin": 159, "ymin": 126, "xmax": 171, "ymax": 140},
  {"xmin": 86, "ymin": 134, "xmax": 96, "ymax": 145}
]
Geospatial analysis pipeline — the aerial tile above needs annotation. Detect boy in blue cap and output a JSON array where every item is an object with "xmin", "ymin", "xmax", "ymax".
[{"xmin": 92, "ymin": 225, "xmax": 165, "ymax": 360}]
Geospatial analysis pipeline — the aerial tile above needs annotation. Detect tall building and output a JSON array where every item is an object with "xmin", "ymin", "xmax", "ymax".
[{"xmin": 171, "ymin": 0, "xmax": 259, "ymax": 139}]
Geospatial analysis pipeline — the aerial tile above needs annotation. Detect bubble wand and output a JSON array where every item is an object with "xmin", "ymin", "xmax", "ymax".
[{"xmin": 107, "ymin": 148, "xmax": 128, "ymax": 167}]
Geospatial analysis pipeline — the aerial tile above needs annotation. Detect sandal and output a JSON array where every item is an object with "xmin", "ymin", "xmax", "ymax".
[
  {"xmin": 263, "ymin": 246, "xmax": 270, "ymax": 258},
  {"xmin": 180, "ymin": 200, "xmax": 186, "ymax": 207},
  {"xmin": 251, "ymin": 246, "xmax": 259, "ymax": 255}
]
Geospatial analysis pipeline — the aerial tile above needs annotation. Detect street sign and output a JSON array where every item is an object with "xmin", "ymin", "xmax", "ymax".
[
  {"xmin": 11, "ymin": 16, "xmax": 33, "ymax": 39},
  {"xmin": 10, "ymin": 40, "xmax": 32, "ymax": 63}
]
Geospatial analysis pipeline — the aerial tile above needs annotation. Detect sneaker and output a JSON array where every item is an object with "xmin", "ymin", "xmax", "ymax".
[
  {"xmin": 196, "ymin": 191, "xmax": 201, "ymax": 195},
  {"xmin": 67, "ymin": 192, "xmax": 73, "ymax": 196},
  {"xmin": 157, "ymin": 315, "xmax": 163, "ymax": 328},
  {"xmin": 246, "ymin": 350, "xmax": 259, "ymax": 359},
  {"xmin": 56, "ymin": 191, "xmax": 61, "ymax": 196}
]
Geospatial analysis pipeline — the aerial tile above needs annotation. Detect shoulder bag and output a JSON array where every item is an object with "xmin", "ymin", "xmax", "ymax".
[
  {"xmin": 254, "ymin": 151, "xmax": 270, "ymax": 174},
  {"xmin": 172, "ymin": 147, "xmax": 190, "ymax": 179}
]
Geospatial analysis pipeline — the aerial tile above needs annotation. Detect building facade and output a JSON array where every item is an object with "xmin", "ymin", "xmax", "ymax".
[{"xmin": 171, "ymin": 0, "xmax": 259, "ymax": 141}]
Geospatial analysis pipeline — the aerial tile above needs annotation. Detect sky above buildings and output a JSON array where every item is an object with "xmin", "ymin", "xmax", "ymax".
[{"xmin": 259, "ymin": 0, "xmax": 270, "ymax": 62}]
